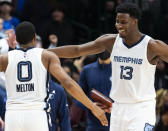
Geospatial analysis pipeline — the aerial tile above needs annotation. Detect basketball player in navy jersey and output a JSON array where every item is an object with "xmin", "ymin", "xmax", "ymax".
[
  {"xmin": 0, "ymin": 22, "xmax": 108, "ymax": 131},
  {"xmin": 44, "ymin": 3, "xmax": 168, "ymax": 131}
]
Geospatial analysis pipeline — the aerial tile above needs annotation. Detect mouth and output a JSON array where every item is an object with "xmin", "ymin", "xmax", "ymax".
[
  {"xmin": 118, "ymin": 29, "xmax": 125, "ymax": 34},
  {"xmin": 118, "ymin": 29, "xmax": 127, "ymax": 37}
]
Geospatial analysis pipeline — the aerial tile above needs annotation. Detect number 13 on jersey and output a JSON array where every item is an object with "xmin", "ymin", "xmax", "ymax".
[{"xmin": 120, "ymin": 66, "xmax": 133, "ymax": 80}]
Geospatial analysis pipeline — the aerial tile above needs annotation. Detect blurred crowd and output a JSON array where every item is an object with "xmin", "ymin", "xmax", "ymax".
[{"xmin": 0, "ymin": 0, "xmax": 168, "ymax": 131}]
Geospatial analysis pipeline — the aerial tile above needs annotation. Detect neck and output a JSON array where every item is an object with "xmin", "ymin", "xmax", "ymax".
[
  {"xmin": 99, "ymin": 58, "xmax": 111, "ymax": 64},
  {"xmin": 20, "ymin": 43, "xmax": 34, "ymax": 50},
  {"xmin": 124, "ymin": 30, "xmax": 142, "ymax": 46},
  {"xmin": 2, "ymin": 13, "xmax": 11, "ymax": 20}
]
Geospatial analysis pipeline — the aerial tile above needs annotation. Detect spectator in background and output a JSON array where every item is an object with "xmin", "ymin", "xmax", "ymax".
[
  {"xmin": 0, "ymin": 116, "xmax": 4, "ymax": 131},
  {"xmin": 98, "ymin": 0, "xmax": 118, "ymax": 34},
  {"xmin": 0, "ymin": 89, "xmax": 5, "ymax": 120},
  {"xmin": 0, "ymin": 1, "xmax": 20, "ymax": 30},
  {"xmin": 70, "ymin": 99, "xmax": 87, "ymax": 131},
  {"xmin": 48, "ymin": 34, "xmax": 58, "ymax": 49},
  {"xmin": 44, "ymin": 3, "xmax": 75, "ymax": 47},
  {"xmin": 21, "ymin": 0, "xmax": 51, "ymax": 44},
  {"xmin": 155, "ymin": 60, "xmax": 168, "ymax": 90},
  {"xmin": 156, "ymin": 89, "xmax": 168, "ymax": 124},
  {"xmin": 35, "ymin": 35, "xmax": 43, "ymax": 48},
  {"xmin": 75, "ymin": 50, "xmax": 112, "ymax": 131},
  {"xmin": 0, "ymin": 17, "xmax": 6, "ymax": 39},
  {"xmin": 47, "ymin": 80, "xmax": 71, "ymax": 131},
  {"xmin": 155, "ymin": 104, "xmax": 168, "ymax": 131}
]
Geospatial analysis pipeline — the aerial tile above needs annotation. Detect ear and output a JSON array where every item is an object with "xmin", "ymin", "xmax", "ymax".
[
  {"xmin": 134, "ymin": 19, "xmax": 138, "ymax": 25},
  {"xmin": 33, "ymin": 34, "xmax": 37, "ymax": 46}
]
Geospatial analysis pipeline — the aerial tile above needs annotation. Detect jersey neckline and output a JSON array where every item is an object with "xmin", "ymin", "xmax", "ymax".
[
  {"xmin": 16, "ymin": 46, "xmax": 34, "ymax": 52},
  {"xmin": 122, "ymin": 35, "xmax": 146, "ymax": 49}
]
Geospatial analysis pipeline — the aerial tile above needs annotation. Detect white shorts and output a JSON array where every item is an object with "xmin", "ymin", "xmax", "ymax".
[
  {"xmin": 110, "ymin": 100, "xmax": 156, "ymax": 131},
  {"xmin": 5, "ymin": 110, "xmax": 49, "ymax": 131}
]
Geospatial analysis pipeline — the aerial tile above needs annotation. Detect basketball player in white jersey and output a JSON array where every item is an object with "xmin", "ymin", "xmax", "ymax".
[
  {"xmin": 0, "ymin": 22, "xmax": 108, "ymax": 131},
  {"xmin": 38, "ymin": 3, "xmax": 168, "ymax": 131}
]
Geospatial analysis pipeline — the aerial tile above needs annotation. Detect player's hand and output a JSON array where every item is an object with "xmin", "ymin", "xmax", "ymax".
[
  {"xmin": 6, "ymin": 29, "xmax": 17, "ymax": 49},
  {"xmin": 0, "ymin": 117, "xmax": 4, "ymax": 130},
  {"xmin": 91, "ymin": 103, "xmax": 108, "ymax": 126},
  {"xmin": 95, "ymin": 102, "xmax": 112, "ymax": 114}
]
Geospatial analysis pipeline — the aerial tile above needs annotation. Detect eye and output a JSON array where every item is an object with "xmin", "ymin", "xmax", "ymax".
[{"xmin": 120, "ymin": 21, "xmax": 127, "ymax": 24}]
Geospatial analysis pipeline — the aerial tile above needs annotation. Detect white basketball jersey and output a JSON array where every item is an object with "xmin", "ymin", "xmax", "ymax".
[
  {"xmin": 110, "ymin": 34, "xmax": 156, "ymax": 103},
  {"xmin": 5, "ymin": 48, "xmax": 48, "ymax": 110}
]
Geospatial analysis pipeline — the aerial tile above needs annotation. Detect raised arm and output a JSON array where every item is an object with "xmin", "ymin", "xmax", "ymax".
[
  {"xmin": 48, "ymin": 34, "xmax": 117, "ymax": 58},
  {"xmin": 148, "ymin": 39, "xmax": 168, "ymax": 63},
  {"xmin": 42, "ymin": 50, "xmax": 108, "ymax": 126}
]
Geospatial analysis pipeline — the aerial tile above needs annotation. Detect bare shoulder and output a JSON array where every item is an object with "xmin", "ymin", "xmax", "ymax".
[
  {"xmin": 42, "ymin": 49, "xmax": 59, "ymax": 58},
  {"xmin": 147, "ymin": 38, "xmax": 168, "ymax": 64},
  {"xmin": 148, "ymin": 39, "xmax": 167, "ymax": 52},
  {"xmin": 41, "ymin": 49, "xmax": 60, "ymax": 70},
  {"xmin": 95, "ymin": 34, "xmax": 117, "ymax": 43},
  {"xmin": 95, "ymin": 34, "xmax": 117, "ymax": 52}
]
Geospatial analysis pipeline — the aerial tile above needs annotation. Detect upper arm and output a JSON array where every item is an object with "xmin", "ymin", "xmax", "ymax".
[
  {"xmin": 42, "ymin": 50, "xmax": 72, "ymax": 86},
  {"xmin": 48, "ymin": 34, "xmax": 116, "ymax": 58},
  {"xmin": 0, "ymin": 54, "xmax": 8, "ymax": 72},
  {"xmin": 148, "ymin": 39, "xmax": 168, "ymax": 63}
]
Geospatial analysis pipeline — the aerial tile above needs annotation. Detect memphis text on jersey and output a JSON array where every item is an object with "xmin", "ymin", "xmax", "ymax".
[{"xmin": 113, "ymin": 56, "xmax": 143, "ymax": 65}]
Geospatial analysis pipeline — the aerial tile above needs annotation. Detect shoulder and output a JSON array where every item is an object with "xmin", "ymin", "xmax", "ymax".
[
  {"xmin": 80, "ymin": 62, "xmax": 98, "ymax": 79},
  {"xmin": 82, "ymin": 61, "xmax": 98, "ymax": 71},
  {"xmin": 42, "ymin": 49, "xmax": 59, "ymax": 61},
  {"xmin": 95, "ymin": 34, "xmax": 117, "ymax": 52},
  {"xmin": 95, "ymin": 34, "xmax": 117, "ymax": 43},
  {"xmin": 148, "ymin": 39, "xmax": 166, "ymax": 51}
]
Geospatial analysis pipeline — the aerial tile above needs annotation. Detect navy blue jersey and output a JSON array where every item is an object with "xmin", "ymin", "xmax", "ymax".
[
  {"xmin": 76, "ymin": 60, "xmax": 112, "ymax": 129},
  {"xmin": 0, "ymin": 86, "xmax": 6, "ymax": 120},
  {"xmin": 48, "ymin": 80, "xmax": 71, "ymax": 131}
]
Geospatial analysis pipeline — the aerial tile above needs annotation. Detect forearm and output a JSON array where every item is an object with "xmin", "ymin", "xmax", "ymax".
[
  {"xmin": 48, "ymin": 41, "xmax": 104, "ymax": 58},
  {"xmin": 63, "ymin": 80, "xmax": 94, "ymax": 111}
]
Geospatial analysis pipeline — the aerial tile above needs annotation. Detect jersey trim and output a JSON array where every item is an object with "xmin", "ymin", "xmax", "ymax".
[
  {"xmin": 122, "ymin": 35, "xmax": 146, "ymax": 49},
  {"xmin": 16, "ymin": 46, "xmax": 34, "ymax": 52}
]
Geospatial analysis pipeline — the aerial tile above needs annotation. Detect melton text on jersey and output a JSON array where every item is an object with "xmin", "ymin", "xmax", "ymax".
[{"xmin": 16, "ymin": 83, "xmax": 34, "ymax": 92}]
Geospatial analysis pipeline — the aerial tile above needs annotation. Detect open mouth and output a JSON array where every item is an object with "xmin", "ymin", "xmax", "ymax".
[{"xmin": 118, "ymin": 29, "xmax": 125, "ymax": 34}]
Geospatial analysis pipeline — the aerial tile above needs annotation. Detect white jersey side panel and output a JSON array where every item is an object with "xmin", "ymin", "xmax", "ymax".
[
  {"xmin": 110, "ymin": 35, "xmax": 156, "ymax": 103},
  {"xmin": 5, "ymin": 48, "xmax": 48, "ymax": 110}
]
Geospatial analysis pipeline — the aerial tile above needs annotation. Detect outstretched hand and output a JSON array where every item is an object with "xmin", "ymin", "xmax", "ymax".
[
  {"xmin": 91, "ymin": 103, "xmax": 108, "ymax": 126},
  {"xmin": 0, "ymin": 117, "xmax": 4, "ymax": 130},
  {"xmin": 6, "ymin": 29, "xmax": 17, "ymax": 49}
]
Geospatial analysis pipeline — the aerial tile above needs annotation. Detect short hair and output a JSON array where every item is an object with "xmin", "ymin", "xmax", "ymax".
[
  {"xmin": 15, "ymin": 21, "xmax": 36, "ymax": 45},
  {"xmin": 116, "ymin": 3, "xmax": 141, "ymax": 19}
]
